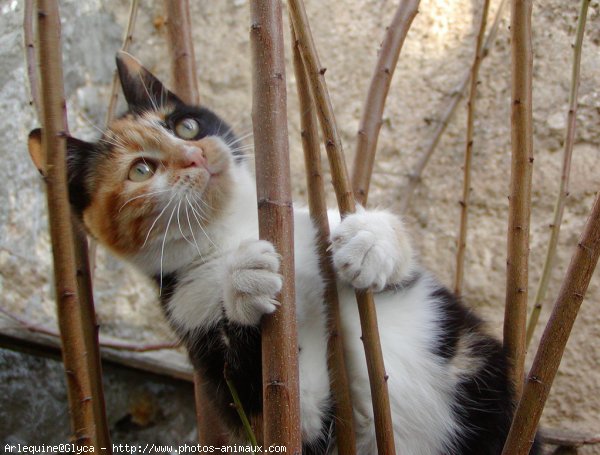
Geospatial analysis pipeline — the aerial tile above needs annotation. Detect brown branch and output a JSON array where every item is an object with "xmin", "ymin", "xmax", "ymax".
[
  {"xmin": 163, "ymin": 0, "xmax": 199, "ymax": 105},
  {"xmin": 105, "ymin": 0, "xmax": 140, "ymax": 125},
  {"xmin": 526, "ymin": 0, "xmax": 590, "ymax": 347},
  {"xmin": 501, "ymin": 190, "xmax": 600, "ymax": 455},
  {"xmin": 399, "ymin": 0, "xmax": 507, "ymax": 213},
  {"xmin": 291, "ymin": 26, "xmax": 357, "ymax": 454},
  {"xmin": 161, "ymin": 1, "xmax": 227, "ymax": 446},
  {"xmin": 35, "ymin": 1, "xmax": 111, "ymax": 450},
  {"xmin": 250, "ymin": 1, "xmax": 301, "ymax": 451},
  {"xmin": 454, "ymin": 0, "xmax": 491, "ymax": 296},
  {"xmin": 503, "ymin": 0, "xmax": 534, "ymax": 399},
  {"xmin": 288, "ymin": 1, "xmax": 396, "ymax": 453},
  {"xmin": 24, "ymin": 0, "xmax": 41, "ymax": 118},
  {"xmin": 351, "ymin": 0, "xmax": 420, "ymax": 206}
]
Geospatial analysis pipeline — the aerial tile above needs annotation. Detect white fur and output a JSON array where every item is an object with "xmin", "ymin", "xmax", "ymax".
[{"xmin": 148, "ymin": 157, "xmax": 463, "ymax": 453}]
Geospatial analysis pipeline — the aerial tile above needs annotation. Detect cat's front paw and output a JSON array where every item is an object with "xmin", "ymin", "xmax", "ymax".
[
  {"xmin": 330, "ymin": 208, "xmax": 414, "ymax": 292},
  {"xmin": 223, "ymin": 239, "xmax": 282, "ymax": 325}
]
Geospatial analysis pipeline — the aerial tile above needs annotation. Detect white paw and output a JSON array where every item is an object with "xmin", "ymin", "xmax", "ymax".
[
  {"xmin": 223, "ymin": 239, "xmax": 282, "ymax": 325},
  {"xmin": 330, "ymin": 209, "xmax": 414, "ymax": 292}
]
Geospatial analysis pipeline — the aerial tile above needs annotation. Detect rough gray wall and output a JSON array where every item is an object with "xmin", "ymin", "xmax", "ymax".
[{"xmin": 0, "ymin": 0, "xmax": 599, "ymax": 451}]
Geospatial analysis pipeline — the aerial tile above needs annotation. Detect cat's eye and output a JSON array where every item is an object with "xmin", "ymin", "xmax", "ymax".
[
  {"xmin": 128, "ymin": 160, "xmax": 156, "ymax": 182},
  {"xmin": 175, "ymin": 118, "xmax": 200, "ymax": 140}
]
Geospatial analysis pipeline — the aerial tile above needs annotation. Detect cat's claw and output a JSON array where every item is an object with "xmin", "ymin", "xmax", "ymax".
[
  {"xmin": 223, "ymin": 239, "xmax": 282, "ymax": 325},
  {"xmin": 330, "ymin": 209, "xmax": 414, "ymax": 292}
]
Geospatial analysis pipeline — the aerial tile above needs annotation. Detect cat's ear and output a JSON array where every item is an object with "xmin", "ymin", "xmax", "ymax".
[
  {"xmin": 27, "ymin": 128, "xmax": 45, "ymax": 176},
  {"xmin": 116, "ymin": 51, "xmax": 182, "ymax": 114},
  {"xmin": 27, "ymin": 128, "xmax": 95, "ymax": 214}
]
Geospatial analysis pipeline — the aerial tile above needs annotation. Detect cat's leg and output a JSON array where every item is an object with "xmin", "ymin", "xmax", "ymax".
[
  {"xmin": 222, "ymin": 239, "xmax": 282, "ymax": 326},
  {"xmin": 330, "ymin": 207, "xmax": 415, "ymax": 292}
]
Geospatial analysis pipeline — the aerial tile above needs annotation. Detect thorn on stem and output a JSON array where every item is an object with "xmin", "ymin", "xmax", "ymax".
[{"xmin": 319, "ymin": 67, "xmax": 327, "ymax": 75}]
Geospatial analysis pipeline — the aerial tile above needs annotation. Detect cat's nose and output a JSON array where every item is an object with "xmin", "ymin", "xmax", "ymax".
[{"xmin": 181, "ymin": 145, "xmax": 207, "ymax": 169}]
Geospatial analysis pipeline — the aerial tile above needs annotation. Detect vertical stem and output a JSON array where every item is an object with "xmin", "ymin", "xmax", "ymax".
[
  {"xmin": 163, "ymin": 0, "xmax": 200, "ymax": 105},
  {"xmin": 24, "ymin": 0, "xmax": 41, "ymax": 118},
  {"xmin": 399, "ymin": 0, "xmax": 507, "ymax": 213},
  {"xmin": 162, "ymin": 0, "xmax": 227, "ymax": 445},
  {"xmin": 351, "ymin": 0, "xmax": 420, "ymax": 206},
  {"xmin": 105, "ymin": 0, "xmax": 140, "ymax": 124},
  {"xmin": 503, "ymin": 0, "xmax": 534, "ymax": 399},
  {"xmin": 36, "ymin": 1, "xmax": 110, "ymax": 450},
  {"xmin": 454, "ymin": 0, "xmax": 491, "ymax": 296},
  {"xmin": 288, "ymin": 1, "xmax": 396, "ymax": 453},
  {"xmin": 526, "ymin": 0, "xmax": 590, "ymax": 347},
  {"xmin": 291, "ymin": 26, "xmax": 357, "ymax": 454},
  {"xmin": 502, "ymin": 191, "xmax": 600, "ymax": 455},
  {"xmin": 249, "ymin": 1, "xmax": 301, "ymax": 451}
]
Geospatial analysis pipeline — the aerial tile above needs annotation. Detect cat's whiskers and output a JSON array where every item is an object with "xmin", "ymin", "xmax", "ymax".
[
  {"xmin": 187, "ymin": 196, "xmax": 219, "ymax": 252},
  {"xmin": 158, "ymin": 202, "xmax": 178, "ymax": 294},
  {"xmin": 226, "ymin": 131, "xmax": 254, "ymax": 149},
  {"xmin": 118, "ymin": 189, "xmax": 170, "ymax": 213},
  {"xmin": 140, "ymin": 76, "xmax": 159, "ymax": 112},
  {"xmin": 79, "ymin": 112, "xmax": 126, "ymax": 149},
  {"xmin": 142, "ymin": 192, "xmax": 176, "ymax": 248},
  {"xmin": 184, "ymin": 198, "xmax": 203, "ymax": 258},
  {"xmin": 176, "ymin": 199, "xmax": 195, "ymax": 247}
]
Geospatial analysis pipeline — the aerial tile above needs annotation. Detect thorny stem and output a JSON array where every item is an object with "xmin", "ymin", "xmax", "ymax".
[
  {"xmin": 24, "ymin": 0, "xmax": 41, "ymax": 118},
  {"xmin": 351, "ymin": 0, "xmax": 420, "ymax": 206},
  {"xmin": 105, "ymin": 0, "xmax": 140, "ymax": 124},
  {"xmin": 525, "ymin": 0, "xmax": 590, "ymax": 347},
  {"xmin": 454, "ymin": 0, "xmax": 491, "ymax": 296},
  {"xmin": 163, "ymin": 0, "xmax": 200, "ymax": 105},
  {"xmin": 291, "ymin": 25, "xmax": 357, "ymax": 454},
  {"xmin": 399, "ymin": 0, "xmax": 507, "ymax": 213},
  {"xmin": 502, "ymin": 190, "xmax": 600, "ymax": 455},
  {"xmin": 503, "ymin": 0, "xmax": 534, "ymax": 400},
  {"xmin": 288, "ymin": 1, "xmax": 396, "ymax": 453},
  {"xmin": 35, "ymin": 1, "xmax": 111, "ymax": 450},
  {"xmin": 250, "ymin": 1, "xmax": 301, "ymax": 450}
]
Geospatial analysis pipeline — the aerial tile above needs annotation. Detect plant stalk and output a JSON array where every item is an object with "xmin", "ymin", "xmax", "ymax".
[
  {"xmin": 454, "ymin": 0, "xmax": 491, "ymax": 296},
  {"xmin": 502, "ymin": 190, "xmax": 600, "ymax": 455},
  {"xmin": 250, "ymin": 1, "xmax": 302, "ymax": 451},
  {"xmin": 288, "ymin": 1, "xmax": 396, "ymax": 453},
  {"xmin": 503, "ymin": 0, "xmax": 534, "ymax": 399},
  {"xmin": 525, "ymin": 0, "xmax": 590, "ymax": 347}
]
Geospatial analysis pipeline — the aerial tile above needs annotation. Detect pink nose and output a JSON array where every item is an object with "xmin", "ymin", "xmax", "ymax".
[{"xmin": 182, "ymin": 146, "xmax": 207, "ymax": 168}]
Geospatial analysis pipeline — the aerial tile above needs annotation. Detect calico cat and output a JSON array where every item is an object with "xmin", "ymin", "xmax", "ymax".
[{"xmin": 28, "ymin": 52, "xmax": 539, "ymax": 455}]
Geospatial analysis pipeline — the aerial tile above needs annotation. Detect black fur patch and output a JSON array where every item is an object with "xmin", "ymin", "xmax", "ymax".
[
  {"xmin": 65, "ymin": 137, "xmax": 109, "ymax": 218},
  {"xmin": 430, "ymin": 285, "xmax": 541, "ymax": 454}
]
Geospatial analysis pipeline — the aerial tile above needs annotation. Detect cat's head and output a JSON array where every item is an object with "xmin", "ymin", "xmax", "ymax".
[{"xmin": 28, "ymin": 52, "xmax": 250, "ymax": 270}]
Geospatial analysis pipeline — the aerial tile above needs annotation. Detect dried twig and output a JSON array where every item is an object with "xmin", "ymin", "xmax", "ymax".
[
  {"xmin": 35, "ymin": 1, "xmax": 111, "ymax": 450},
  {"xmin": 291, "ymin": 26, "xmax": 357, "ymax": 454},
  {"xmin": 288, "ymin": 1, "xmax": 396, "ymax": 453},
  {"xmin": 503, "ymin": 0, "xmax": 534, "ymax": 399},
  {"xmin": 163, "ymin": 0, "xmax": 200, "ymax": 105},
  {"xmin": 250, "ymin": 1, "xmax": 301, "ymax": 450},
  {"xmin": 454, "ymin": 0, "xmax": 491, "ymax": 296},
  {"xmin": 24, "ymin": 0, "xmax": 41, "ymax": 118},
  {"xmin": 526, "ymin": 0, "xmax": 590, "ymax": 347},
  {"xmin": 351, "ymin": 0, "xmax": 420, "ymax": 206},
  {"xmin": 399, "ymin": 0, "xmax": 507, "ymax": 213},
  {"xmin": 105, "ymin": 0, "xmax": 140, "ymax": 124},
  {"xmin": 501, "ymin": 191, "xmax": 600, "ymax": 455}
]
